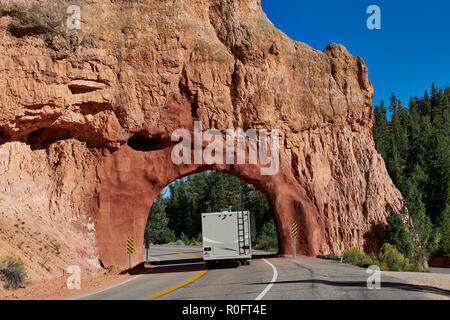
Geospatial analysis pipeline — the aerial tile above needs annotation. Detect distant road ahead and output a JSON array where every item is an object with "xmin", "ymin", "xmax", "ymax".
[{"xmin": 79, "ymin": 245, "xmax": 448, "ymax": 300}]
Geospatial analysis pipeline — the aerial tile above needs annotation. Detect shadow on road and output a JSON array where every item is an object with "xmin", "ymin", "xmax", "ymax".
[
  {"xmin": 121, "ymin": 259, "xmax": 205, "ymax": 275},
  {"xmin": 120, "ymin": 252, "xmax": 278, "ymax": 275},
  {"xmin": 251, "ymin": 253, "xmax": 278, "ymax": 259},
  {"xmin": 249, "ymin": 279, "xmax": 450, "ymax": 298}
]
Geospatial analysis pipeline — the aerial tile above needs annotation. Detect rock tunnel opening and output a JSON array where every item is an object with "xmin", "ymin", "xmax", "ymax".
[
  {"xmin": 144, "ymin": 170, "xmax": 278, "ymax": 261},
  {"xmin": 96, "ymin": 143, "xmax": 321, "ymax": 268}
]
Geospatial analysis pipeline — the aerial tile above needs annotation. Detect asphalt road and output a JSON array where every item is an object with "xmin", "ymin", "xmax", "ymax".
[
  {"xmin": 430, "ymin": 267, "xmax": 450, "ymax": 275},
  {"xmin": 79, "ymin": 245, "xmax": 448, "ymax": 300}
]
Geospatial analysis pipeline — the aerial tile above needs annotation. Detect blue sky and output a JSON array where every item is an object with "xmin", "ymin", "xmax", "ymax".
[{"xmin": 261, "ymin": 0, "xmax": 450, "ymax": 108}]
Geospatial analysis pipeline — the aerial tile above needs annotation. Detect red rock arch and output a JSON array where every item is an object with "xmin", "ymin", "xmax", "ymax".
[{"xmin": 97, "ymin": 143, "xmax": 324, "ymax": 267}]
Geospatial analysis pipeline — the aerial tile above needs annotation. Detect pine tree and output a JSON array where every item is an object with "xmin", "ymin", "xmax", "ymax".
[
  {"xmin": 166, "ymin": 180, "xmax": 193, "ymax": 237},
  {"xmin": 444, "ymin": 87, "xmax": 450, "ymax": 105},
  {"xmin": 255, "ymin": 220, "xmax": 278, "ymax": 252},
  {"xmin": 389, "ymin": 93, "xmax": 399, "ymax": 114},
  {"xmin": 437, "ymin": 205, "xmax": 450, "ymax": 255},
  {"xmin": 145, "ymin": 194, "xmax": 176, "ymax": 244},
  {"xmin": 406, "ymin": 115, "xmax": 430, "ymax": 178},
  {"xmin": 437, "ymin": 88, "xmax": 444, "ymax": 107},
  {"xmin": 408, "ymin": 96, "xmax": 418, "ymax": 114},
  {"xmin": 421, "ymin": 91, "xmax": 432, "ymax": 115},
  {"xmin": 224, "ymin": 174, "xmax": 244, "ymax": 210},
  {"xmin": 423, "ymin": 131, "xmax": 450, "ymax": 225},
  {"xmin": 185, "ymin": 173, "xmax": 209, "ymax": 236},
  {"xmin": 250, "ymin": 214, "xmax": 257, "ymax": 243},
  {"xmin": 373, "ymin": 100, "xmax": 390, "ymax": 160},
  {"xmin": 208, "ymin": 172, "xmax": 228, "ymax": 211},
  {"xmin": 391, "ymin": 99, "xmax": 409, "ymax": 161},
  {"xmin": 384, "ymin": 211, "xmax": 414, "ymax": 259},
  {"xmin": 387, "ymin": 137, "xmax": 405, "ymax": 192},
  {"xmin": 442, "ymin": 92, "xmax": 449, "ymax": 107},
  {"xmin": 403, "ymin": 170, "xmax": 439, "ymax": 264},
  {"xmin": 430, "ymin": 82, "xmax": 439, "ymax": 108}
]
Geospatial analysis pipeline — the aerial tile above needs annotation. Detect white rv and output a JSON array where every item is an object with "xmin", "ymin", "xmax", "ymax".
[{"xmin": 201, "ymin": 210, "xmax": 252, "ymax": 266}]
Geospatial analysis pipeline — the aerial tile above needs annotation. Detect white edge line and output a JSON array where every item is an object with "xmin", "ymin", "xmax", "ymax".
[{"xmin": 255, "ymin": 258, "xmax": 278, "ymax": 300}]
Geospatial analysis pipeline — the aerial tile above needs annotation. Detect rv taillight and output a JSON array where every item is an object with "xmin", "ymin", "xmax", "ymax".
[
  {"xmin": 243, "ymin": 245, "xmax": 250, "ymax": 250},
  {"xmin": 204, "ymin": 247, "xmax": 211, "ymax": 251}
]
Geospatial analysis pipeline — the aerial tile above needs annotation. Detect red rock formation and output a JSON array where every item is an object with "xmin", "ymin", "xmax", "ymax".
[{"xmin": 0, "ymin": 0, "xmax": 403, "ymax": 271}]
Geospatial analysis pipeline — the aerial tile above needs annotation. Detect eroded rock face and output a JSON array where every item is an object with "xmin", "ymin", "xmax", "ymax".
[{"xmin": 0, "ymin": 0, "xmax": 403, "ymax": 272}]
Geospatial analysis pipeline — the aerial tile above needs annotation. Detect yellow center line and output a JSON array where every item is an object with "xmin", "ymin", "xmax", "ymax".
[{"xmin": 142, "ymin": 250, "xmax": 207, "ymax": 300}]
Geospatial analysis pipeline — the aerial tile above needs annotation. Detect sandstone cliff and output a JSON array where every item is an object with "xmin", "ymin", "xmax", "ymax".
[{"xmin": 0, "ymin": 0, "xmax": 403, "ymax": 279}]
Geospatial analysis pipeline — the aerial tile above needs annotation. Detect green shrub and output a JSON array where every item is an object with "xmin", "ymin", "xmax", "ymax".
[
  {"xmin": 254, "ymin": 236, "xmax": 277, "ymax": 252},
  {"xmin": 403, "ymin": 262, "xmax": 420, "ymax": 272},
  {"xmin": 189, "ymin": 237, "xmax": 201, "ymax": 246},
  {"xmin": 159, "ymin": 228, "xmax": 176, "ymax": 244},
  {"xmin": 173, "ymin": 240, "xmax": 184, "ymax": 246},
  {"xmin": 380, "ymin": 243, "xmax": 410, "ymax": 271},
  {"xmin": 145, "ymin": 228, "xmax": 176, "ymax": 245},
  {"xmin": 402, "ymin": 177, "xmax": 440, "ymax": 265},
  {"xmin": 342, "ymin": 247, "xmax": 374, "ymax": 267},
  {"xmin": 0, "ymin": 256, "xmax": 31, "ymax": 290},
  {"xmin": 372, "ymin": 259, "xmax": 390, "ymax": 271},
  {"xmin": 337, "ymin": 243, "xmax": 430, "ymax": 272},
  {"xmin": 254, "ymin": 221, "xmax": 278, "ymax": 252},
  {"xmin": 340, "ymin": 244, "xmax": 426, "ymax": 272},
  {"xmin": 146, "ymin": 194, "xmax": 175, "ymax": 244},
  {"xmin": 342, "ymin": 247, "xmax": 361, "ymax": 264},
  {"xmin": 180, "ymin": 232, "xmax": 190, "ymax": 245}
]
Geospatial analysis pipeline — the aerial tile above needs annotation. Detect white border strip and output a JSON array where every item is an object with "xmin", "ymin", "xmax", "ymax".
[{"xmin": 255, "ymin": 258, "xmax": 278, "ymax": 300}]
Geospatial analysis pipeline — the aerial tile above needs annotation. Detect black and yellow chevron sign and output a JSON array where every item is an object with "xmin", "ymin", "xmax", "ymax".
[
  {"xmin": 127, "ymin": 237, "xmax": 134, "ymax": 254},
  {"xmin": 291, "ymin": 223, "xmax": 298, "ymax": 239}
]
